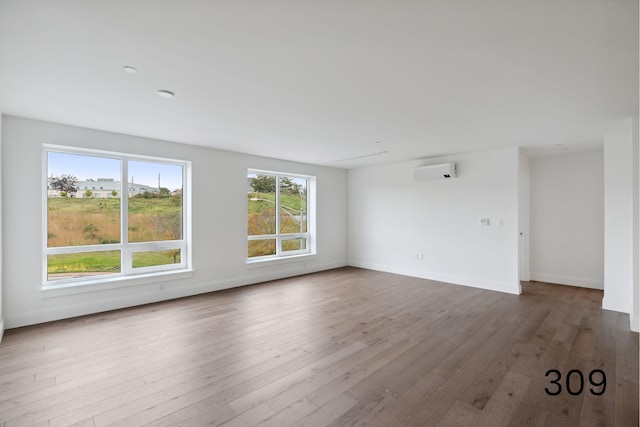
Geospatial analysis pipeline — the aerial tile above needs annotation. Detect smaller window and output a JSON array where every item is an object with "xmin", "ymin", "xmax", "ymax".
[{"xmin": 247, "ymin": 170, "xmax": 314, "ymax": 261}]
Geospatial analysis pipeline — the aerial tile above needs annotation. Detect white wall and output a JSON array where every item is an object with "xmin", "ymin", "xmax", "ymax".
[
  {"xmin": 348, "ymin": 147, "xmax": 520, "ymax": 295},
  {"xmin": 518, "ymin": 151, "xmax": 530, "ymax": 283},
  {"xmin": 529, "ymin": 151, "xmax": 604, "ymax": 289},
  {"xmin": 603, "ymin": 130, "xmax": 634, "ymax": 314},
  {"xmin": 0, "ymin": 114, "xmax": 3, "ymax": 342},
  {"xmin": 2, "ymin": 116, "xmax": 348, "ymax": 328},
  {"xmin": 632, "ymin": 117, "xmax": 639, "ymax": 332}
]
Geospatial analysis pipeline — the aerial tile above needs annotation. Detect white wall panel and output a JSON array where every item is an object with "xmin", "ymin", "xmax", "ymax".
[
  {"xmin": 348, "ymin": 148, "xmax": 520, "ymax": 295},
  {"xmin": 529, "ymin": 151, "xmax": 604, "ymax": 289}
]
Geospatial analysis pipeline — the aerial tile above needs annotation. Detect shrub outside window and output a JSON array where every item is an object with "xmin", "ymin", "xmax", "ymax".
[
  {"xmin": 247, "ymin": 170, "xmax": 314, "ymax": 260},
  {"xmin": 44, "ymin": 145, "xmax": 190, "ymax": 286}
]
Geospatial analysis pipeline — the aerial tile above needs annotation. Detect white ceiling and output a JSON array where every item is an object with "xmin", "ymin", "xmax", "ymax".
[{"xmin": 0, "ymin": 1, "xmax": 637, "ymax": 168}]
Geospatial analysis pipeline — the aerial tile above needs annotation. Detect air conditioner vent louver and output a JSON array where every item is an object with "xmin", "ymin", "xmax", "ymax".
[{"xmin": 413, "ymin": 162, "xmax": 457, "ymax": 180}]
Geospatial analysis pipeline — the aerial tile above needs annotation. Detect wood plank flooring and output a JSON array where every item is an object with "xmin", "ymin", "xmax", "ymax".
[{"xmin": 0, "ymin": 267, "xmax": 637, "ymax": 426}]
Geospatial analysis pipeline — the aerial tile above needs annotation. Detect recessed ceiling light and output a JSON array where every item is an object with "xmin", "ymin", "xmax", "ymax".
[
  {"xmin": 123, "ymin": 66, "xmax": 137, "ymax": 74},
  {"xmin": 157, "ymin": 90, "xmax": 175, "ymax": 98}
]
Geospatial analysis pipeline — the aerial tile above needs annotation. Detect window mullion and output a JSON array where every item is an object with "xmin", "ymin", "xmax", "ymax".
[
  {"xmin": 121, "ymin": 158, "xmax": 130, "ymax": 275},
  {"xmin": 306, "ymin": 177, "xmax": 310, "ymax": 251},
  {"xmin": 275, "ymin": 175, "xmax": 281, "ymax": 256}
]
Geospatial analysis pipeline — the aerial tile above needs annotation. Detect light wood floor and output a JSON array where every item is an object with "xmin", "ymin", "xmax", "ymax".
[{"xmin": 0, "ymin": 267, "xmax": 637, "ymax": 426}]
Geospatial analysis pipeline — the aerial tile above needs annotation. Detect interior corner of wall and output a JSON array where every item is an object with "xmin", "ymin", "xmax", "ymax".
[
  {"xmin": 0, "ymin": 318, "xmax": 4, "ymax": 344},
  {"xmin": 631, "ymin": 316, "xmax": 639, "ymax": 333}
]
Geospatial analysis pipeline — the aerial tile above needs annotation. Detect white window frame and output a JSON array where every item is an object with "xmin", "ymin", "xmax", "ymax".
[
  {"xmin": 43, "ymin": 144, "xmax": 192, "ymax": 288},
  {"xmin": 247, "ymin": 169, "xmax": 316, "ymax": 262}
]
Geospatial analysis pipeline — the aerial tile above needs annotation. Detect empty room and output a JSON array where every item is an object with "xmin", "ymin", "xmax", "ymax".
[{"xmin": 0, "ymin": 1, "xmax": 638, "ymax": 426}]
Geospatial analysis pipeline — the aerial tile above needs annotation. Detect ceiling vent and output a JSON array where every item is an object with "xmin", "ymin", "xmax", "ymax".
[{"xmin": 413, "ymin": 162, "xmax": 457, "ymax": 180}]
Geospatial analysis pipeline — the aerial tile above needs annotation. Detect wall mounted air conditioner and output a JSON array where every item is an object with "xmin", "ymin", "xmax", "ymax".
[{"xmin": 413, "ymin": 162, "xmax": 457, "ymax": 180}]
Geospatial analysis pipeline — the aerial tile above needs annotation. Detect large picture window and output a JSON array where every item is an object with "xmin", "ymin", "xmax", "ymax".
[
  {"xmin": 44, "ymin": 145, "xmax": 190, "ymax": 286},
  {"xmin": 247, "ymin": 170, "xmax": 314, "ymax": 260}
]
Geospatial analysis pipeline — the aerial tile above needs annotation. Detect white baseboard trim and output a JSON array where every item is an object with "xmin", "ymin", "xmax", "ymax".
[
  {"xmin": 4, "ymin": 260, "xmax": 347, "ymax": 329},
  {"xmin": 602, "ymin": 296, "xmax": 631, "ymax": 315},
  {"xmin": 0, "ymin": 319, "xmax": 4, "ymax": 344},
  {"xmin": 529, "ymin": 272, "xmax": 603, "ymax": 290},
  {"xmin": 631, "ymin": 316, "xmax": 639, "ymax": 333},
  {"xmin": 348, "ymin": 259, "xmax": 520, "ymax": 295}
]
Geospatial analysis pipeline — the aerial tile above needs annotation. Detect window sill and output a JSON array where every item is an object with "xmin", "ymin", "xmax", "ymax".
[
  {"xmin": 246, "ymin": 253, "xmax": 317, "ymax": 269},
  {"xmin": 40, "ymin": 269, "xmax": 194, "ymax": 298}
]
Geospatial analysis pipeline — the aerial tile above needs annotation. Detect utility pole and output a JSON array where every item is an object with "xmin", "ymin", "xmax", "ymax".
[{"xmin": 158, "ymin": 173, "xmax": 161, "ymax": 189}]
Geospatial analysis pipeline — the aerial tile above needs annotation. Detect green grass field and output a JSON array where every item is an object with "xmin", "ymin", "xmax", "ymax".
[
  {"xmin": 47, "ymin": 196, "xmax": 182, "ymax": 277},
  {"xmin": 247, "ymin": 192, "xmax": 307, "ymax": 257},
  {"xmin": 48, "ymin": 251, "xmax": 121, "ymax": 279},
  {"xmin": 247, "ymin": 192, "xmax": 306, "ymax": 215},
  {"xmin": 48, "ymin": 190, "xmax": 306, "ymax": 275}
]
